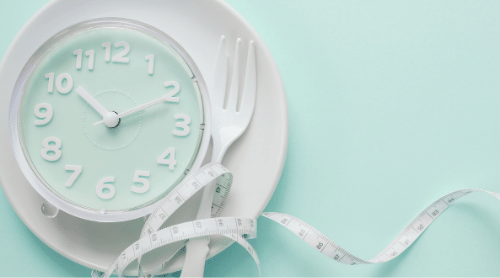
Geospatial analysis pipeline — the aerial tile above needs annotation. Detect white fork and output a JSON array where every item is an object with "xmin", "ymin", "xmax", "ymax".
[{"xmin": 181, "ymin": 36, "xmax": 256, "ymax": 277}]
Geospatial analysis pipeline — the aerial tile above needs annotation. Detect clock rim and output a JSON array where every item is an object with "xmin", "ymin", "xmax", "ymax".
[{"xmin": 8, "ymin": 17, "xmax": 212, "ymax": 222}]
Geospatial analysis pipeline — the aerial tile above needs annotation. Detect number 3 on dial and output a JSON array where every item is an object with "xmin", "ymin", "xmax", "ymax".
[{"xmin": 173, "ymin": 114, "xmax": 191, "ymax": 137}]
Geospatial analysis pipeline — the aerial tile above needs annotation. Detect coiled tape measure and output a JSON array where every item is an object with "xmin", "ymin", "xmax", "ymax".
[{"xmin": 90, "ymin": 162, "xmax": 500, "ymax": 277}]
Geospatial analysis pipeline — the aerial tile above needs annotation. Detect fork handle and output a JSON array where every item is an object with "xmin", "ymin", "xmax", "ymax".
[
  {"xmin": 181, "ymin": 143, "xmax": 226, "ymax": 277},
  {"xmin": 182, "ymin": 232, "xmax": 211, "ymax": 277},
  {"xmin": 181, "ymin": 180, "xmax": 216, "ymax": 277}
]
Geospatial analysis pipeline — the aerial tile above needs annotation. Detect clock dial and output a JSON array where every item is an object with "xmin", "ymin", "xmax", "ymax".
[{"xmin": 14, "ymin": 19, "xmax": 206, "ymax": 214}]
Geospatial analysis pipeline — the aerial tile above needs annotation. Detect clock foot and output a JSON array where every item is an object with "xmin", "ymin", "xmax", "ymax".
[{"xmin": 41, "ymin": 201, "xmax": 59, "ymax": 218}]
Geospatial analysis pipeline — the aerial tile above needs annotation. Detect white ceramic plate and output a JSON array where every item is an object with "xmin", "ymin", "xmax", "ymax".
[{"xmin": 0, "ymin": 0, "xmax": 288, "ymax": 273}]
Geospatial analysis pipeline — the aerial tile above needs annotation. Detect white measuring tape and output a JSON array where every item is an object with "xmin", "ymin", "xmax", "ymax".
[{"xmin": 90, "ymin": 162, "xmax": 500, "ymax": 277}]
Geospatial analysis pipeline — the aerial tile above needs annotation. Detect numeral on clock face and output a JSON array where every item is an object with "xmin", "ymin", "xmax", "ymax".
[
  {"xmin": 45, "ymin": 73, "xmax": 73, "ymax": 94},
  {"xmin": 85, "ymin": 50, "xmax": 95, "ymax": 70},
  {"xmin": 157, "ymin": 148, "xmax": 177, "ymax": 170},
  {"xmin": 34, "ymin": 103, "xmax": 53, "ymax": 126},
  {"xmin": 74, "ymin": 49, "xmax": 95, "ymax": 70},
  {"xmin": 55, "ymin": 73, "xmax": 73, "ymax": 94},
  {"xmin": 73, "ymin": 49, "xmax": 83, "ymax": 69},
  {"xmin": 44, "ymin": 72, "xmax": 54, "ymax": 93},
  {"xmin": 102, "ymin": 41, "xmax": 130, "ymax": 63},
  {"xmin": 112, "ymin": 41, "xmax": 130, "ymax": 63},
  {"xmin": 41, "ymin": 137, "xmax": 62, "ymax": 162},
  {"xmin": 164, "ymin": 81, "xmax": 180, "ymax": 103},
  {"xmin": 102, "ymin": 42, "xmax": 111, "ymax": 62},
  {"xmin": 64, "ymin": 165, "xmax": 82, "ymax": 187},
  {"xmin": 173, "ymin": 114, "xmax": 191, "ymax": 137},
  {"xmin": 96, "ymin": 177, "xmax": 116, "ymax": 199},
  {"xmin": 145, "ymin": 54, "xmax": 154, "ymax": 75},
  {"xmin": 131, "ymin": 171, "xmax": 150, "ymax": 194}
]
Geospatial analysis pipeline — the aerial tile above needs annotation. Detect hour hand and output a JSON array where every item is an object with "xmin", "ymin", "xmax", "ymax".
[{"xmin": 76, "ymin": 86, "xmax": 109, "ymax": 117}]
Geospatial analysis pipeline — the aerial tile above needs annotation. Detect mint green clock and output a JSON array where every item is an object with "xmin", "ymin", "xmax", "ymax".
[{"xmin": 9, "ymin": 18, "xmax": 211, "ymax": 222}]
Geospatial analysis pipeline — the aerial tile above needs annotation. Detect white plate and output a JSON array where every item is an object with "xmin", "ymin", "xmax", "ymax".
[{"xmin": 0, "ymin": 0, "xmax": 288, "ymax": 273}]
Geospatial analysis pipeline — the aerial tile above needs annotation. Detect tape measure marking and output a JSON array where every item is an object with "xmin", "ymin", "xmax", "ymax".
[
  {"xmin": 140, "ymin": 163, "xmax": 231, "ymax": 238},
  {"xmin": 105, "ymin": 217, "xmax": 258, "ymax": 277},
  {"xmin": 263, "ymin": 189, "xmax": 500, "ymax": 266}
]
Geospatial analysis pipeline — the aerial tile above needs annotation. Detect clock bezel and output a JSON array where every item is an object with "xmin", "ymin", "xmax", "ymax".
[{"xmin": 8, "ymin": 18, "xmax": 212, "ymax": 222}]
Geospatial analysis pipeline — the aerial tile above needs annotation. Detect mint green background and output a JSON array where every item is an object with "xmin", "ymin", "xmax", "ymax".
[{"xmin": 2, "ymin": 0, "xmax": 500, "ymax": 277}]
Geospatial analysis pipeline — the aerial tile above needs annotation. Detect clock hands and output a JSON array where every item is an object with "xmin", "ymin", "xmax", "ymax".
[
  {"xmin": 79, "ymin": 80, "xmax": 180, "ymax": 127},
  {"xmin": 93, "ymin": 90, "xmax": 176, "ymax": 126},
  {"xmin": 76, "ymin": 86, "xmax": 119, "ymax": 128}
]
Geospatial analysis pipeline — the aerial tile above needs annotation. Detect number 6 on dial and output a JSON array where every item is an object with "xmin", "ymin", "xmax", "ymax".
[{"xmin": 96, "ymin": 177, "xmax": 115, "ymax": 199}]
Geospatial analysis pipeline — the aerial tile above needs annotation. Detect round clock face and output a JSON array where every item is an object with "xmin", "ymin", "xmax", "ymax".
[{"xmin": 9, "ymin": 19, "xmax": 209, "ymax": 221}]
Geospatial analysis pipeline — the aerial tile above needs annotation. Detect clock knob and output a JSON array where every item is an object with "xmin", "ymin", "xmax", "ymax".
[{"xmin": 103, "ymin": 111, "xmax": 119, "ymax": 128}]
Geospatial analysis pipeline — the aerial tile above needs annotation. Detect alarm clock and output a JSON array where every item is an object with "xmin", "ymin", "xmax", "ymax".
[{"xmin": 8, "ymin": 18, "xmax": 211, "ymax": 222}]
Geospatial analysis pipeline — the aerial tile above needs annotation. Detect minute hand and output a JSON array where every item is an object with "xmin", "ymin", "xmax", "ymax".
[{"xmin": 93, "ymin": 94, "xmax": 169, "ymax": 126}]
